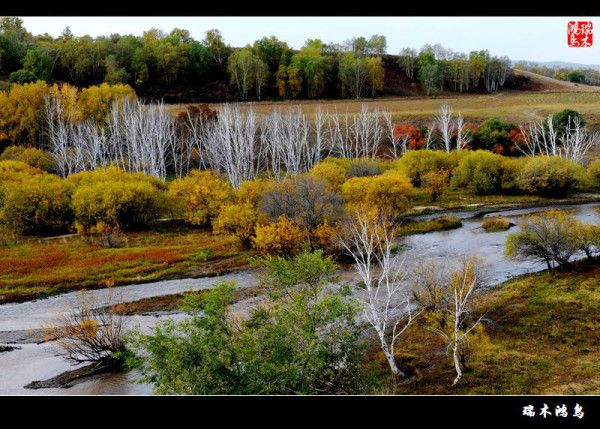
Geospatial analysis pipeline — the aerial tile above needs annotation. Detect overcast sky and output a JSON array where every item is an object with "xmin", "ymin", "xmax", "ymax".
[{"xmin": 18, "ymin": 16, "xmax": 600, "ymax": 64}]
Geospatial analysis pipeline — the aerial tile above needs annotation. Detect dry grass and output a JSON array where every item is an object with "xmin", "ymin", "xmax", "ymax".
[
  {"xmin": 170, "ymin": 91, "xmax": 600, "ymax": 127},
  {"xmin": 399, "ymin": 216, "xmax": 462, "ymax": 235},
  {"xmin": 367, "ymin": 261, "xmax": 600, "ymax": 394},
  {"xmin": 0, "ymin": 227, "xmax": 254, "ymax": 304},
  {"xmin": 481, "ymin": 217, "xmax": 513, "ymax": 232}
]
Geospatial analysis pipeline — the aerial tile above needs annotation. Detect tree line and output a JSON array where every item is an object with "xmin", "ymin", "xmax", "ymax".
[{"xmin": 1, "ymin": 17, "xmax": 513, "ymax": 102}]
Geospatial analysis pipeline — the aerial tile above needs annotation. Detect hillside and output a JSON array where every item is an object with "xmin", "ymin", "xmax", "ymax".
[{"xmin": 512, "ymin": 69, "xmax": 600, "ymax": 92}]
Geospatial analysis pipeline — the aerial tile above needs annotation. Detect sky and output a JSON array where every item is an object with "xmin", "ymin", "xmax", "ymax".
[{"xmin": 18, "ymin": 16, "xmax": 600, "ymax": 65}]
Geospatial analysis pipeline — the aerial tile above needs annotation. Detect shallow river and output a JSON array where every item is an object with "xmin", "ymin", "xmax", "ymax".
[{"xmin": 1, "ymin": 202, "xmax": 599, "ymax": 395}]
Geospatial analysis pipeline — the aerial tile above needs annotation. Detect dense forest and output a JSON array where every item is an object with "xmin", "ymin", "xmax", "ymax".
[{"xmin": 0, "ymin": 17, "xmax": 515, "ymax": 102}]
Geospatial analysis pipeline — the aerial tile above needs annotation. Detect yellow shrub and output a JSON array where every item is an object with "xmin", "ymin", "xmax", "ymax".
[
  {"xmin": 0, "ymin": 160, "xmax": 42, "ymax": 175},
  {"xmin": 587, "ymin": 159, "xmax": 600, "ymax": 190},
  {"xmin": 252, "ymin": 216, "xmax": 306, "ymax": 256},
  {"xmin": 0, "ymin": 81, "xmax": 50, "ymax": 145},
  {"xmin": 310, "ymin": 158, "xmax": 350, "ymax": 191},
  {"xmin": 342, "ymin": 170, "xmax": 415, "ymax": 217},
  {"xmin": 311, "ymin": 220, "xmax": 342, "ymax": 254},
  {"xmin": 67, "ymin": 166, "xmax": 166, "ymax": 190},
  {"xmin": 169, "ymin": 169, "xmax": 233, "ymax": 226},
  {"xmin": 72, "ymin": 179, "xmax": 164, "ymax": 231},
  {"xmin": 0, "ymin": 173, "xmax": 73, "ymax": 235},
  {"xmin": 395, "ymin": 150, "xmax": 463, "ymax": 186},
  {"xmin": 69, "ymin": 167, "xmax": 167, "ymax": 232},
  {"xmin": 0, "ymin": 146, "xmax": 56, "ymax": 172},
  {"xmin": 236, "ymin": 178, "xmax": 276, "ymax": 208},
  {"xmin": 77, "ymin": 83, "xmax": 136, "ymax": 122},
  {"xmin": 422, "ymin": 169, "xmax": 450, "ymax": 202},
  {"xmin": 213, "ymin": 203, "xmax": 265, "ymax": 248}
]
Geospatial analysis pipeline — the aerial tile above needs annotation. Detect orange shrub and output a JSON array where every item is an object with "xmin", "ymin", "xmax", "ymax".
[
  {"xmin": 311, "ymin": 220, "xmax": 342, "ymax": 254},
  {"xmin": 393, "ymin": 124, "xmax": 425, "ymax": 150},
  {"xmin": 422, "ymin": 169, "xmax": 450, "ymax": 202}
]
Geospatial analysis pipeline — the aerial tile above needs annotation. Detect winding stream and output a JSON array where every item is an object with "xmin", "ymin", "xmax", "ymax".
[{"xmin": 1, "ymin": 201, "xmax": 599, "ymax": 395}]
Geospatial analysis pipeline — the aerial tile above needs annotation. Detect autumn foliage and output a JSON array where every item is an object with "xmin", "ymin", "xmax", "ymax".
[
  {"xmin": 169, "ymin": 169, "xmax": 233, "ymax": 226},
  {"xmin": 342, "ymin": 170, "xmax": 415, "ymax": 217},
  {"xmin": 252, "ymin": 216, "xmax": 306, "ymax": 256}
]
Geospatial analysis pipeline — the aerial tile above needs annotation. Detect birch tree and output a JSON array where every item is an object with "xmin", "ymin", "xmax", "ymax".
[
  {"xmin": 340, "ymin": 210, "xmax": 419, "ymax": 377},
  {"xmin": 455, "ymin": 114, "xmax": 471, "ymax": 150},
  {"xmin": 435, "ymin": 103, "xmax": 455, "ymax": 152},
  {"xmin": 559, "ymin": 116, "xmax": 600, "ymax": 164},
  {"xmin": 517, "ymin": 114, "xmax": 599, "ymax": 162},
  {"xmin": 199, "ymin": 104, "xmax": 261, "ymax": 188},
  {"xmin": 424, "ymin": 255, "xmax": 487, "ymax": 385}
]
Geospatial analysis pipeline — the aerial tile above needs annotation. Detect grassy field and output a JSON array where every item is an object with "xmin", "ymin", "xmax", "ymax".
[
  {"xmin": 369, "ymin": 260, "xmax": 600, "ymax": 394},
  {"xmin": 170, "ymin": 91, "xmax": 600, "ymax": 128},
  {"xmin": 0, "ymin": 226, "xmax": 254, "ymax": 303}
]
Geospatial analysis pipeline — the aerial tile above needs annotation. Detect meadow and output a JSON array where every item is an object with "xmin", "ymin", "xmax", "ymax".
[{"xmin": 172, "ymin": 90, "xmax": 600, "ymax": 128}]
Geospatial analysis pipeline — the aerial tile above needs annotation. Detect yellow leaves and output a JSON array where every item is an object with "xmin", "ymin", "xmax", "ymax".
[
  {"xmin": 310, "ymin": 158, "xmax": 349, "ymax": 192},
  {"xmin": 311, "ymin": 220, "xmax": 342, "ymax": 254},
  {"xmin": 422, "ymin": 169, "xmax": 450, "ymax": 202},
  {"xmin": 168, "ymin": 169, "xmax": 233, "ymax": 226},
  {"xmin": 0, "ymin": 145, "xmax": 56, "ymax": 172},
  {"xmin": 0, "ymin": 160, "xmax": 42, "ymax": 176},
  {"xmin": 342, "ymin": 170, "xmax": 415, "ymax": 217},
  {"xmin": 236, "ymin": 178, "xmax": 275, "ymax": 208},
  {"xmin": 0, "ymin": 81, "xmax": 49, "ymax": 144},
  {"xmin": 252, "ymin": 216, "xmax": 306, "ymax": 256},
  {"xmin": 0, "ymin": 82, "xmax": 136, "ymax": 146},
  {"xmin": 213, "ymin": 202, "xmax": 263, "ymax": 247},
  {"xmin": 71, "ymin": 167, "xmax": 166, "ymax": 232},
  {"xmin": 365, "ymin": 56, "xmax": 385, "ymax": 93},
  {"xmin": 77, "ymin": 83, "xmax": 136, "ymax": 122},
  {"xmin": 1, "ymin": 172, "xmax": 73, "ymax": 235},
  {"xmin": 74, "ymin": 318, "xmax": 100, "ymax": 341}
]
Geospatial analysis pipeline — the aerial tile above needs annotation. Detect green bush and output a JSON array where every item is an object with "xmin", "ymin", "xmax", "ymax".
[
  {"xmin": 551, "ymin": 109, "xmax": 585, "ymax": 134},
  {"xmin": 470, "ymin": 118, "xmax": 519, "ymax": 154},
  {"xmin": 0, "ymin": 173, "xmax": 73, "ymax": 235},
  {"xmin": 517, "ymin": 156, "xmax": 584, "ymax": 196},
  {"xmin": 395, "ymin": 150, "xmax": 463, "ymax": 186},
  {"xmin": 0, "ymin": 146, "xmax": 56, "ymax": 172},
  {"xmin": 451, "ymin": 150, "xmax": 505, "ymax": 195},
  {"xmin": 8, "ymin": 69, "xmax": 38, "ymax": 84},
  {"xmin": 129, "ymin": 251, "xmax": 362, "ymax": 395}
]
